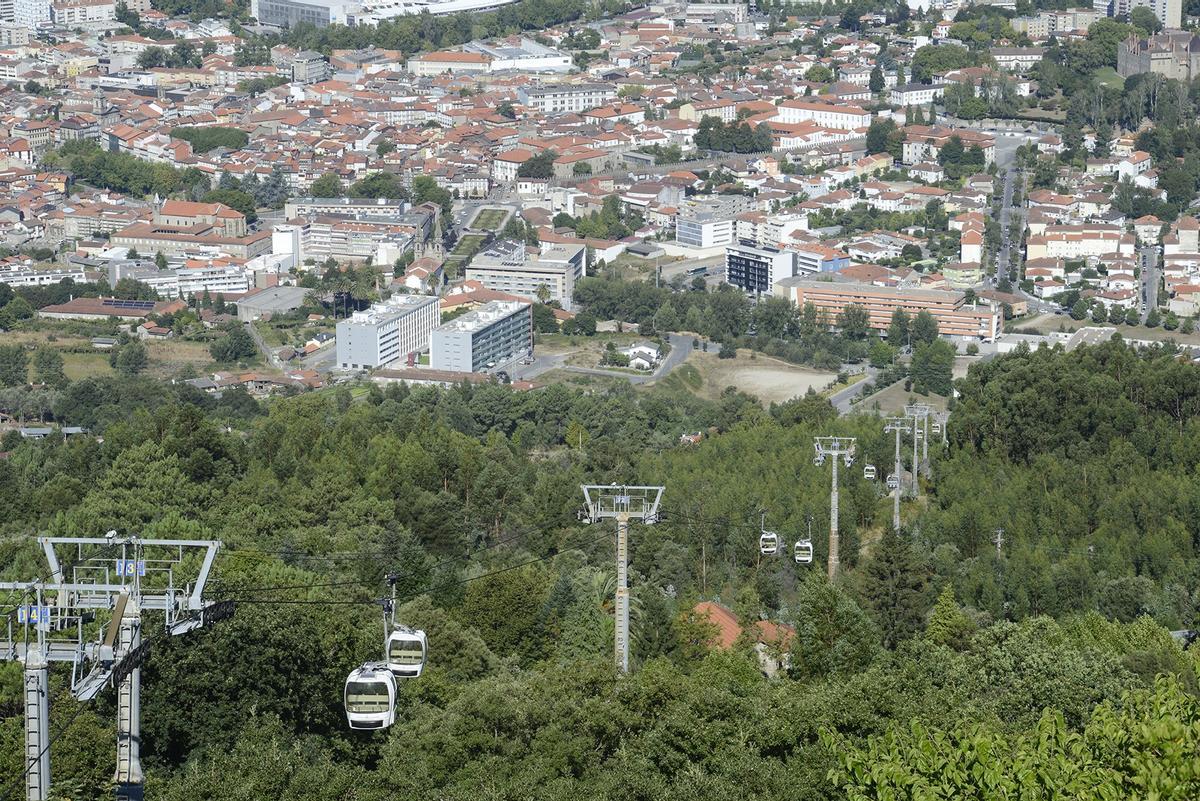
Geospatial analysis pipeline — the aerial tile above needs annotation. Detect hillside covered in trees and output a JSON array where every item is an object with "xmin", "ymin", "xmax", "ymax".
[{"xmin": 1, "ymin": 337, "xmax": 1199, "ymax": 798}]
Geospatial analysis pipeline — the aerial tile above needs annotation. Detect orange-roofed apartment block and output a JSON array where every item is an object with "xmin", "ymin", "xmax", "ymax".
[{"xmin": 774, "ymin": 278, "xmax": 1001, "ymax": 341}]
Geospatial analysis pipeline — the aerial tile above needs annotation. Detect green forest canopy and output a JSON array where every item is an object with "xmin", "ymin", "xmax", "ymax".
[
  {"xmin": 0, "ymin": 337, "xmax": 1199, "ymax": 796},
  {"xmin": 170, "ymin": 126, "xmax": 250, "ymax": 153}
]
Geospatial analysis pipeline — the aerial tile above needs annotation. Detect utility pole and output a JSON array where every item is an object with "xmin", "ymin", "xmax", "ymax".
[
  {"xmin": 1, "ymin": 536, "xmax": 221, "ymax": 801},
  {"xmin": 580, "ymin": 485, "xmax": 663, "ymax": 673},
  {"xmin": 884, "ymin": 416, "xmax": 912, "ymax": 532},
  {"xmin": 813, "ymin": 436, "xmax": 856, "ymax": 581}
]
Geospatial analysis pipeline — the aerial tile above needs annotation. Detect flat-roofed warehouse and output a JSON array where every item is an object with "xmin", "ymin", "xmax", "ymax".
[{"xmin": 236, "ymin": 285, "xmax": 312, "ymax": 322}]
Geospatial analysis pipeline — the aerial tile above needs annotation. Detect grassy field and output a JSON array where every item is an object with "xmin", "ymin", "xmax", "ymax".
[
  {"xmin": 534, "ymin": 332, "xmax": 647, "ymax": 368},
  {"xmin": 1093, "ymin": 67, "xmax": 1124, "ymax": 90},
  {"xmin": 9, "ymin": 324, "xmax": 216, "ymax": 381},
  {"xmin": 531, "ymin": 368, "xmax": 626, "ymax": 391},
  {"xmin": 667, "ymin": 349, "xmax": 837, "ymax": 405},
  {"xmin": 470, "ymin": 208, "xmax": 510, "ymax": 231},
  {"xmin": 856, "ymin": 380, "xmax": 949, "ymax": 416},
  {"xmin": 61, "ymin": 352, "xmax": 114, "ymax": 380}
]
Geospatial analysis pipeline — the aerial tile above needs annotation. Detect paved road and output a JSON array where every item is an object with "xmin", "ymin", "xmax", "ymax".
[
  {"xmin": 1140, "ymin": 245, "xmax": 1160, "ymax": 323},
  {"xmin": 830, "ymin": 367, "xmax": 880, "ymax": 414},
  {"xmin": 659, "ymin": 255, "xmax": 724, "ymax": 285},
  {"xmin": 995, "ymin": 167, "xmax": 1017, "ymax": 284},
  {"xmin": 654, "ymin": 333, "xmax": 694, "ymax": 378},
  {"xmin": 302, "ymin": 343, "xmax": 337, "ymax": 371},
  {"xmin": 245, "ymin": 321, "xmax": 285, "ymax": 371}
]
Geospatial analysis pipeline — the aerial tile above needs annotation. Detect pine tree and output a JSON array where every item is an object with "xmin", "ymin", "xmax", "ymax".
[
  {"xmin": 925, "ymin": 584, "xmax": 974, "ymax": 649},
  {"xmin": 633, "ymin": 589, "xmax": 679, "ymax": 666},
  {"xmin": 862, "ymin": 525, "xmax": 929, "ymax": 650}
]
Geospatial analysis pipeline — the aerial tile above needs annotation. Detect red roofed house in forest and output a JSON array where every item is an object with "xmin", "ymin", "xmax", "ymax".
[{"xmin": 691, "ymin": 600, "xmax": 795, "ymax": 676}]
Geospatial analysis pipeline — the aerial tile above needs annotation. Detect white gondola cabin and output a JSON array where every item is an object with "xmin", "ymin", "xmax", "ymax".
[
  {"xmin": 760, "ymin": 531, "xmax": 779, "ymax": 556},
  {"xmin": 386, "ymin": 628, "xmax": 428, "ymax": 678},
  {"xmin": 794, "ymin": 539, "xmax": 813, "ymax": 564},
  {"xmin": 886, "ymin": 474, "xmax": 900, "ymax": 490},
  {"xmin": 344, "ymin": 664, "xmax": 396, "ymax": 730},
  {"xmin": 863, "ymin": 464, "xmax": 877, "ymax": 481}
]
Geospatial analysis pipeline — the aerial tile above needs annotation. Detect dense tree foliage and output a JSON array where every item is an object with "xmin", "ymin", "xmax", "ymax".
[
  {"xmin": 2, "ymin": 337, "xmax": 1199, "ymax": 796},
  {"xmin": 694, "ymin": 117, "xmax": 773, "ymax": 153},
  {"xmin": 170, "ymin": 126, "xmax": 250, "ymax": 153},
  {"xmin": 266, "ymin": 0, "xmax": 603, "ymax": 55},
  {"xmin": 43, "ymin": 141, "xmax": 210, "ymax": 199}
]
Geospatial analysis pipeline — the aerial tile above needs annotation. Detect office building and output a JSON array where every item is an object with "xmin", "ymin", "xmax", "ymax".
[
  {"xmin": 465, "ymin": 241, "xmax": 585, "ymax": 311},
  {"xmin": 335, "ymin": 294, "xmax": 439, "ymax": 370},
  {"xmin": 431, "ymin": 300, "xmax": 532, "ymax": 372},
  {"xmin": 773, "ymin": 278, "xmax": 1001, "ymax": 341},
  {"xmin": 724, "ymin": 243, "xmax": 797, "ymax": 296}
]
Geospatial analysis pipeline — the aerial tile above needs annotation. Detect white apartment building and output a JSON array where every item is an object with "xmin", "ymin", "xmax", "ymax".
[
  {"xmin": 176, "ymin": 264, "xmax": 253, "ymax": 298},
  {"xmin": 0, "ymin": 263, "xmax": 88, "ymax": 286},
  {"xmin": 1026, "ymin": 225, "xmax": 1136, "ymax": 261},
  {"xmin": 465, "ymin": 240, "xmax": 585, "ymax": 311},
  {"xmin": 1113, "ymin": 0, "xmax": 1180, "ymax": 30},
  {"xmin": 517, "ymin": 83, "xmax": 617, "ymax": 114},
  {"xmin": 724, "ymin": 243, "xmax": 797, "ymax": 296},
  {"xmin": 889, "ymin": 83, "xmax": 949, "ymax": 106},
  {"xmin": 14, "ymin": 0, "xmax": 49, "ymax": 28},
  {"xmin": 774, "ymin": 100, "xmax": 873, "ymax": 130},
  {"xmin": 431, "ymin": 300, "xmax": 532, "ymax": 373},
  {"xmin": 50, "ymin": 0, "xmax": 115, "ymax": 24},
  {"xmin": 677, "ymin": 209, "xmax": 735, "ymax": 249},
  {"xmin": 336, "ymin": 294, "xmax": 440, "ymax": 370},
  {"xmin": 0, "ymin": 22, "xmax": 31, "ymax": 45},
  {"xmin": 492, "ymin": 149, "xmax": 533, "ymax": 183},
  {"xmin": 734, "ymin": 212, "xmax": 808, "ymax": 248}
]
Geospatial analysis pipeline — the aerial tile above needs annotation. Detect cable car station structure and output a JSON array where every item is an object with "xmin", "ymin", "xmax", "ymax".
[{"xmin": 1, "ymin": 535, "xmax": 222, "ymax": 801}]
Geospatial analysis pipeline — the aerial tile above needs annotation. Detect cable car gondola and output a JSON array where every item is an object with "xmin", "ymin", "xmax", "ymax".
[
  {"xmin": 794, "ymin": 539, "xmax": 813, "ymax": 564},
  {"xmin": 760, "ymin": 531, "xmax": 779, "ymax": 556},
  {"xmin": 863, "ymin": 464, "xmax": 877, "ymax": 481},
  {"xmin": 344, "ymin": 663, "xmax": 396, "ymax": 730},
  {"xmin": 931, "ymin": 421, "xmax": 942, "ymax": 435},
  {"xmin": 886, "ymin": 474, "xmax": 900, "ymax": 490},
  {"xmin": 385, "ymin": 628, "xmax": 428, "ymax": 678}
]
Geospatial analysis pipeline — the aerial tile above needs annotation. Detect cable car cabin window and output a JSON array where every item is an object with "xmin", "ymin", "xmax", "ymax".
[
  {"xmin": 345, "ymin": 683, "xmax": 390, "ymax": 713},
  {"xmin": 388, "ymin": 640, "xmax": 424, "ymax": 664}
]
